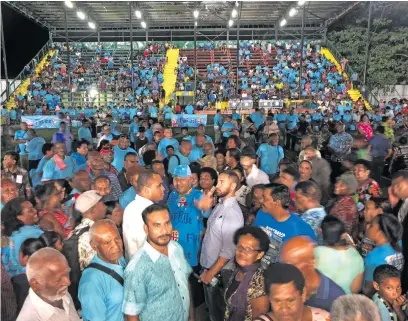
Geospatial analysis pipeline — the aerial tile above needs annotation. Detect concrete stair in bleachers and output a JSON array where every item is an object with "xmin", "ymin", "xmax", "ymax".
[{"xmin": 162, "ymin": 48, "xmax": 179, "ymax": 105}]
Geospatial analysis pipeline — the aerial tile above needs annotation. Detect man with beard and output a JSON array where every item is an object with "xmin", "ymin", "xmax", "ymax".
[
  {"xmin": 123, "ymin": 204, "xmax": 193, "ymax": 321},
  {"xmin": 200, "ymin": 171, "xmax": 244, "ymax": 321},
  {"xmin": 17, "ymin": 248, "xmax": 81, "ymax": 321}
]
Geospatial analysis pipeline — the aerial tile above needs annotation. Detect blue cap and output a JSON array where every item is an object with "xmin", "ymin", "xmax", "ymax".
[{"xmin": 174, "ymin": 165, "xmax": 192, "ymax": 178}]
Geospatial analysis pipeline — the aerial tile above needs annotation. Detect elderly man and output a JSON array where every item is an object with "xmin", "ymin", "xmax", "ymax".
[
  {"xmin": 200, "ymin": 171, "xmax": 244, "ymax": 321},
  {"xmin": 123, "ymin": 170, "xmax": 165, "ymax": 260},
  {"xmin": 79, "ymin": 220, "xmax": 126, "ymax": 321},
  {"xmin": 17, "ymin": 248, "xmax": 80, "ymax": 321},
  {"xmin": 87, "ymin": 151, "xmax": 122, "ymax": 201},
  {"xmin": 331, "ymin": 294, "xmax": 381, "ymax": 321},
  {"xmin": 1, "ymin": 152, "xmax": 31, "ymax": 198},
  {"xmin": 280, "ymin": 236, "xmax": 345, "ymax": 311},
  {"xmin": 0, "ymin": 179, "xmax": 18, "ymax": 211},
  {"xmin": 41, "ymin": 142, "xmax": 75, "ymax": 181},
  {"xmin": 123, "ymin": 204, "xmax": 193, "ymax": 321},
  {"xmin": 168, "ymin": 165, "xmax": 211, "ymax": 268}
]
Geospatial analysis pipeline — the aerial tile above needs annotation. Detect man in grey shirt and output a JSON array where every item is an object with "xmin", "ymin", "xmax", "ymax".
[{"xmin": 200, "ymin": 171, "xmax": 244, "ymax": 321}]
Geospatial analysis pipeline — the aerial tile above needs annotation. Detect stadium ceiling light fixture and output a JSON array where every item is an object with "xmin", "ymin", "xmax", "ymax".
[
  {"xmin": 135, "ymin": 10, "xmax": 142, "ymax": 19},
  {"xmin": 289, "ymin": 8, "xmax": 298, "ymax": 17},
  {"xmin": 88, "ymin": 21, "xmax": 96, "ymax": 29},
  {"xmin": 193, "ymin": 10, "xmax": 199, "ymax": 19},
  {"xmin": 280, "ymin": 19, "xmax": 287, "ymax": 27},
  {"xmin": 195, "ymin": 21, "xmax": 198, "ymax": 26},
  {"xmin": 77, "ymin": 11, "xmax": 86, "ymax": 20},
  {"xmin": 228, "ymin": 19, "xmax": 234, "ymax": 27},
  {"xmin": 141, "ymin": 21, "xmax": 147, "ymax": 29},
  {"xmin": 298, "ymin": 0, "xmax": 306, "ymax": 6},
  {"xmin": 65, "ymin": 1, "xmax": 73, "ymax": 8},
  {"xmin": 235, "ymin": 1, "xmax": 239, "ymax": 7},
  {"xmin": 231, "ymin": 9, "xmax": 237, "ymax": 18}
]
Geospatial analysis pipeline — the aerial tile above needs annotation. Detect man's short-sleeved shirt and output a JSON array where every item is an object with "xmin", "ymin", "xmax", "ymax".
[
  {"xmin": 185, "ymin": 105, "xmax": 194, "ymax": 115},
  {"xmin": 286, "ymin": 115, "xmax": 298, "ymax": 130},
  {"xmin": 254, "ymin": 210, "xmax": 316, "ymax": 268},
  {"xmin": 41, "ymin": 156, "xmax": 75, "ymax": 181},
  {"xmin": 368, "ymin": 134, "xmax": 392, "ymax": 158},
  {"xmin": 79, "ymin": 255, "xmax": 126, "ymax": 321},
  {"xmin": 122, "ymin": 241, "xmax": 191, "ymax": 321},
  {"xmin": 14, "ymin": 130, "xmax": 29, "ymax": 155},
  {"xmin": 256, "ymin": 144, "xmax": 284, "ymax": 175},
  {"xmin": 158, "ymin": 138, "xmax": 180, "ymax": 158},
  {"xmin": 167, "ymin": 188, "xmax": 204, "ymax": 267},
  {"xmin": 112, "ymin": 147, "xmax": 137, "ymax": 173},
  {"xmin": 78, "ymin": 127, "xmax": 93, "ymax": 144},
  {"xmin": 168, "ymin": 152, "xmax": 190, "ymax": 176}
]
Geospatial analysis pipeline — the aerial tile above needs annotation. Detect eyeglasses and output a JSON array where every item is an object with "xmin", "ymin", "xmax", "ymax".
[{"xmin": 236, "ymin": 244, "xmax": 261, "ymax": 255}]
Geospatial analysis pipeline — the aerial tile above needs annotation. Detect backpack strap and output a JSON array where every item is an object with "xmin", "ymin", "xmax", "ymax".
[{"xmin": 86, "ymin": 263, "xmax": 124, "ymax": 286}]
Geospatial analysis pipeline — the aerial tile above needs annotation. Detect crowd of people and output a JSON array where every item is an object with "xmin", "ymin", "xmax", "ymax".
[{"xmin": 1, "ymin": 91, "xmax": 408, "ymax": 321}]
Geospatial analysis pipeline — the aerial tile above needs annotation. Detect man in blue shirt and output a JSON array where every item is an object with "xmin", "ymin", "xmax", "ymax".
[
  {"xmin": 13, "ymin": 122, "xmax": 30, "ymax": 168},
  {"xmin": 185, "ymin": 104, "xmax": 194, "ymax": 115},
  {"xmin": 221, "ymin": 115, "xmax": 235, "ymax": 140},
  {"xmin": 189, "ymin": 134, "xmax": 205, "ymax": 162},
  {"xmin": 213, "ymin": 110, "xmax": 223, "ymax": 144},
  {"xmin": 42, "ymin": 142, "xmax": 75, "ymax": 181},
  {"xmin": 285, "ymin": 110, "xmax": 299, "ymax": 150},
  {"xmin": 158, "ymin": 128, "xmax": 180, "ymax": 158},
  {"xmin": 256, "ymin": 133, "xmax": 284, "ymax": 175},
  {"xmin": 254, "ymin": 183, "xmax": 315, "ymax": 268},
  {"xmin": 168, "ymin": 140, "xmax": 192, "ymax": 176},
  {"xmin": 78, "ymin": 119, "xmax": 93, "ymax": 145},
  {"xmin": 25, "ymin": 129, "xmax": 46, "ymax": 171},
  {"xmin": 250, "ymin": 108, "xmax": 266, "ymax": 129},
  {"xmin": 162, "ymin": 105, "xmax": 173, "ymax": 126},
  {"xmin": 167, "ymin": 165, "xmax": 208, "ymax": 268},
  {"xmin": 79, "ymin": 220, "xmax": 126, "ymax": 321},
  {"xmin": 122, "ymin": 204, "xmax": 193, "ymax": 321},
  {"xmin": 149, "ymin": 105, "xmax": 158, "ymax": 119},
  {"xmin": 112, "ymin": 135, "xmax": 137, "ymax": 172}
]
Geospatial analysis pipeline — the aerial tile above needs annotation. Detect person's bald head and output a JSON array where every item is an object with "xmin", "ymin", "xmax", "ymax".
[
  {"xmin": 90, "ymin": 219, "xmax": 123, "ymax": 264},
  {"xmin": 26, "ymin": 248, "xmax": 70, "ymax": 302},
  {"xmin": 1, "ymin": 179, "xmax": 18, "ymax": 204},
  {"xmin": 280, "ymin": 236, "xmax": 316, "ymax": 276}
]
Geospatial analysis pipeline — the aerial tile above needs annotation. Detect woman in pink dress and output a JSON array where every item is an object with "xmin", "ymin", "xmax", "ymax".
[{"xmin": 357, "ymin": 114, "xmax": 373, "ymax": 140}]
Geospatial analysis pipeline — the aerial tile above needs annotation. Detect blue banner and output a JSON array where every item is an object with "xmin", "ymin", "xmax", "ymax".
[
  {"xmin": 171, "ymin": 114, "xmax": 208, "ymax": 128},
  {"xmin": 22, "ymin": 116, "xmax": 61, "ymax": 129}
]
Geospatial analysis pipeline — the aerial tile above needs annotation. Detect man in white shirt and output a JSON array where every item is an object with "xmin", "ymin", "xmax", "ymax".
[
  {"xmin": 123, "ymin": 170, "xmax": 165, "ymax": 260},
  {"xmin": 240, "ymin": 147, "xmax": 270, "ymax": 188},
  {"xmin": 17, "ymin": 248, "xmax": 81, "ymax": 321}
]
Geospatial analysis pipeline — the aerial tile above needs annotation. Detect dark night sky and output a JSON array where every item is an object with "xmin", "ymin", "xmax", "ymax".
[{"xmin": 1, "ymin": 3, "xmax": 49, "ymax": 79}]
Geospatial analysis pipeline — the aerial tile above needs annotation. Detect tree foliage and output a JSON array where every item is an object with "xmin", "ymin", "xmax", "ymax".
[{"xmin": 328, "ymin": 2, "xmax": 408, "ymax": 92}]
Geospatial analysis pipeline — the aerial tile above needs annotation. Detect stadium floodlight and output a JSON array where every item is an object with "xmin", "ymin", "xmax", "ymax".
[
  {"xmin": 141, "ymin": 21, "xmax": 147, "ymax": 29},
  {"xmin": 135, "ymin": 10, "xmax": 142, "ymax": 19},
  {"xmin": 280, "ymin": 19, "xmax": 287, "ymax": 27},
  {"xmin": 77, "ymin": 11, "xmax": 86, "ymax": 20},
  {"xmin": 289, "ymin": 8, "xmax": 298, "ymax": 17},
  {"xmin": 88, "ymin": 21, "xmax": 96, "ymax": 29},
  {"xmin": 193, "ymin": 10, "xmax": 199, "ymax": 19},
  {"xmin": 235, "ymin": 1, "xmax": 239, "ymax": 7},
  {"xmin": 228, "ymin": 19, "xmax": 234, "ymax": 27},
  {"xmin": 298, "ymin": 0, "xmax": 306, "ymax": 6},
  {"xmin": 65, "ymin": 1, "xmax": 73, "ymax": 8},
  {"xmin": 231, "ymin": 9, "xmax": 237, "ymax": 18},
  {"xmin": 195, "ymin": 21, "xmax": 198, "ymax": 26}
]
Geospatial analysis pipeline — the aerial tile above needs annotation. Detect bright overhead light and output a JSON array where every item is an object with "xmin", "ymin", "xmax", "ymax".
[
  {"xmin": 235, "ymin": 1, "xmax": 239, "ymax": 7},
  {"xmin": 77, "ymin": 11, "xmax": 86, "ymax": 20},
  {"xmin": 89, "ymin": 88, "xmax": 98, "ymax": 98},
  {"xmin": 193, "ymin": 10, "xmax": 199, "ymax": 18},
  {"xmin": 65, "ymin": 1, "xmax": 73, "ymax": 8},
  {"xmin": 231, "ymin": 9, "xmax": 237, "ymax": 18},
  {"xmin": 289, "ymin": 8, "xmax": 298, "ymax": 17},
  {"xmin": 228, "ymin": 19, "xmax": 234, "ymax": 27},
  {"xmin": 280, "ymin": 19, "xmax": 287, "ymax": 27},
  {"xmin": 298, "ymin": 0, "xmax": 306, "ymax": 5},
  {"xmin": 195, "ymin": 21, "xmax": 198, "ymax": 26},
  {"xmin": 135, "ymin": 10, "xmax": 142, "ymax": 19},
  {"xmin": 88, "ymin": 21, "xmax": 96, "ymax": 29},
  {"xmin": 141, "ymin": 21, "xmax": 147, "ymax": 29}
]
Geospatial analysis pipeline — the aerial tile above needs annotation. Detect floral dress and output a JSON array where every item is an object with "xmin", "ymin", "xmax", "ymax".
[{"xmin": 355, "ymin": 179, "xmax": 380, "ymax": 212}]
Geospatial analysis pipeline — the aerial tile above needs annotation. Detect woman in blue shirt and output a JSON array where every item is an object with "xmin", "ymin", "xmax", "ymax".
[
  {"xmin": 1, "ymin": 198, "xmax": 44, "ymax": 278},
  {"xmin": 363, "ymin": 214, "xmax": 404, "ymax": 296}
]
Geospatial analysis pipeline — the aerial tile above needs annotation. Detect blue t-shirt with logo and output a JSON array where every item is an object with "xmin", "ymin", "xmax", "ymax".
[
  {"xmin": 254, "ymin": 210, "xmax": 315, "ymax": 268},
  {"xmin": 167, "ymin": 188, "xmax": 205, "ymax": 267}
]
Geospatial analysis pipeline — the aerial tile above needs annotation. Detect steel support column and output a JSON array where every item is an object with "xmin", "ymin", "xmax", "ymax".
[
  {"xmin": 146, "ymin": 30, "xmax": 148, "ymax": 43},
  {"xmin": 236, "ymin": 3, "xmax": 242, "ymax": 95},
  {"xmin": 97, "ymin": 30, "xmax": 100, "ymax": 45},
  {"xmin": 275, "ymin": 27, "xmax": 278, "ymax": 41},
  {"xmin": 65, "ymin": 6, "xmax": 72, "ymax": 104},
  {"xmin": 170, "ymin": 30, "xmax": 173, "ymax": 42},
  {"xmin": 322, "ymin": 20, "xmax": 328, "ymax": 46},
  {"xmin": 129, "ymin": 4, "xmax": 134, "ymax": 95},
  {"xmin": 227, "ymin": 29, "xmax": 229, "ymax": 43},
  {"xmin": 49, "ymin": 31, "xmax": 53, "ymax": 43},
  {"xmin": 299, "ymin": 5, "xmax": 305, "ymax": 99},
  {"xmin": 0, "ymin": 4, "xmax": 10, "ymax": 100},
  {"xmin": 194, "ymin": 23, "xmax": 197, "ymax": 103},
  {"xmin": 363, "ymin": 1, "xmax": 373, "ymax": 86}
]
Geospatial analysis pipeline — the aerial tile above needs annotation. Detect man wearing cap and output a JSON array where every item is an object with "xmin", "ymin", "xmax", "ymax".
[
  {"xmin": 123, "ymin": 171, "xmax": 165, "ymax": 260},
  {"xmin": 72, "ymin": 190, "xmax": 108, "ymax": 271},
  {"xmin": 328, "ymin": 121, "xmax": 353, "ymax": 181},
  {"xmin": 112, "ymin": 135, "xmax": 137, "ymax": 173},
  {"xmin": 167, "ymin": 165, "xmax": 211, "ymax": 269}
]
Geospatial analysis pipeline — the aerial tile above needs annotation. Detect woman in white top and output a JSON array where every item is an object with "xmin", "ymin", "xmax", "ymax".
[{"xmin": 315, "ymin": 215, "xmax": 364, "ymax": 294}]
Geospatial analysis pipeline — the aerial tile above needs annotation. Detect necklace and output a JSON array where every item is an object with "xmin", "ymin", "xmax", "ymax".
[{"xmin": 375, "ymin": 293, "xmax": 396, "ymax": 321}]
